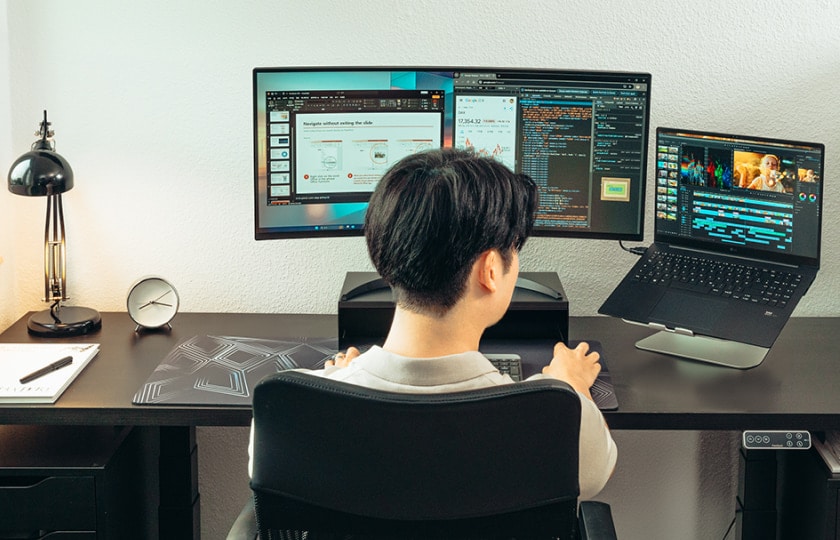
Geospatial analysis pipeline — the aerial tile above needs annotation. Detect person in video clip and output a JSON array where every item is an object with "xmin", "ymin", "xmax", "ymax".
[
  {"xmin": 248, "ymin": 147, "xmax": 616, "ymax": 500},
  {"xmin": 748, "ymin": 154, "xmax": 785, "ymax": 192}
]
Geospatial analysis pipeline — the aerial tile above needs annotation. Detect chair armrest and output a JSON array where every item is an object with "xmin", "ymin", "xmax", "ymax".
[
  {"xmin": 578, "ymin": 500, "xmax": 617, "ymax": 540},
  {"xmin": 226, "ymin": 496, "xmax": 258, "ymax": 540}
]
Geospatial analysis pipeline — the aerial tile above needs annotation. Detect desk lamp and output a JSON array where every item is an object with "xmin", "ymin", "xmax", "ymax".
[{"xmin": 7, "ymin": 111, "xmax": 101, "ymax": 336}]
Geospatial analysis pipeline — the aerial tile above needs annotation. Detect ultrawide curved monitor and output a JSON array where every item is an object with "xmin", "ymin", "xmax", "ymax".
[{"xmin": 253, "ymin": 67, "xmax": 651, "ymax": 240}]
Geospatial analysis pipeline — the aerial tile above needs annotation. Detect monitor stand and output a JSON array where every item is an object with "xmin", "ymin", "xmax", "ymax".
[
  {"xmin": 635, "ymin": 331, "xmax": 768, "ymax": 370},
  {"xmin": 340, "ymin": 276, "xmax": 389, "ymax": 302},
  {"xmin": 514, "ymin": 276, "xmax": 563, "ymax": 299},
  {"xmin": 340, "ymin": 275, "xmax": 563, "ymax": 302}
]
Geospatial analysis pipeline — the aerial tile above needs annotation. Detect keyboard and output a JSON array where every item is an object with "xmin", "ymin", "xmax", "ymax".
[
  {"xmin": 634, "ymin": 250, "xmax": 802, "ymax": 308},
  {"xmin": 485, "ymin": 354, "xmax": 523, "ymax": 381},
  {"xmin": 485, "ymin": 348, "xmax": 618, "ymax": 411}
]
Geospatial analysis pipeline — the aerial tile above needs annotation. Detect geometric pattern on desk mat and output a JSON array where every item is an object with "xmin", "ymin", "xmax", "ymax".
[
  {"xmin": 590, "ymin": 368, "xmax": 618, "ymax": 411},
  {"xmin": 132, "ymin": 335, "xmax": 338, "ymax": 406}
]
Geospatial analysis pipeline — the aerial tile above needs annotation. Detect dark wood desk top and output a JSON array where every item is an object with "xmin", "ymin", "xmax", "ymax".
[
  {"xmin": 0, "ymin": 312, "xmax": 322, "ymax": 426},
  {"xmin": 574, "ymin": 316, "xmax": 840, "ymax": 430},
  {"xmin": 2, "ymin": 312, "xmax": 839, "ymax": 431}
]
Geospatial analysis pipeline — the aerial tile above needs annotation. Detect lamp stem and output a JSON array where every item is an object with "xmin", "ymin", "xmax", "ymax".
[
  {"xmin": 44, "ymin": 191, "xmax": 68, "ymax": 303},
  {"xmin": 43, "ymin": 194, "xmax": 52, "ymax": 301}
]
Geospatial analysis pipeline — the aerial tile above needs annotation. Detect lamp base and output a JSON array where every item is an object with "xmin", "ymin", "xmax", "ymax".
[{"xmin": 28, "ymin": 306, "xmax": 102, "ymax": 337}]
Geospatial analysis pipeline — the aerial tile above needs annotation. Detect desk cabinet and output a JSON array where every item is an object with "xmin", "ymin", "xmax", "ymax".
[
  {"xmin": 0, "ymin": 425, "xmax": 155, "ymax": 539},
  {"xmin": 777, "ymin": 446, "xmax": 840, "ymax": 540}
]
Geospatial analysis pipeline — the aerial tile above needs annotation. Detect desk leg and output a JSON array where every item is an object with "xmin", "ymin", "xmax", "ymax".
[
  {"xmin": 159, "ymin": 426, "xmax": 200, "ymax": 540},
  {"xmin": 736, "ymin": 448, "xmax": 777, "ymax": 540}
]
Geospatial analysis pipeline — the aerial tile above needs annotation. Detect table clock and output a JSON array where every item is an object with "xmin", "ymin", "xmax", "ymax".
[{"xmin": 126, "ymin": 276, "xmax": 179, "ymax": 331}]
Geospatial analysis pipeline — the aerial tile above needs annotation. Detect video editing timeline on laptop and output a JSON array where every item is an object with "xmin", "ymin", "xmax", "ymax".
[
  {"xmin": 253, "ymin": 68, "xmax": 650, "ymax": 240},
  {"xmin": 655, "ymin": 128, "xmax": 822, "ymax": 263}
]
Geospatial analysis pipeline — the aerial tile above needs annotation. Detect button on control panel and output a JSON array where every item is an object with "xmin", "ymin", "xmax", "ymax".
[{"xmin": 742, "ymin": 430, "xmax": 811, "ymax": 449}]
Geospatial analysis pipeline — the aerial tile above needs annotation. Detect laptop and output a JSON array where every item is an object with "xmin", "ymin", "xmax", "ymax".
[{"xmin": 599, "ymin": 127, "xmax": 824, "ymax": 368}]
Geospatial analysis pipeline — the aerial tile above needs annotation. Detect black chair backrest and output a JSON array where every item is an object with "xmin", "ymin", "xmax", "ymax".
[{"xmin": 251, "ymin": 370, "xmax": 583, "ymax": 539}]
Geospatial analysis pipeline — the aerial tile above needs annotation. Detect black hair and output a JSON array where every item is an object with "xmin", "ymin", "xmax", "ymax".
[{"xmin": 364, "ymin": 147, "xmax": 538, "ymax": 316}]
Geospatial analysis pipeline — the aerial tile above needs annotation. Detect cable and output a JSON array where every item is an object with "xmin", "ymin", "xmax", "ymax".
[
  {"xmin": 720, "ymin": 513, "xmax": 737, "ymax": 540},
  {"xmin": 618, "ymin": 240, "xmax": 648, "ymax": 256}
]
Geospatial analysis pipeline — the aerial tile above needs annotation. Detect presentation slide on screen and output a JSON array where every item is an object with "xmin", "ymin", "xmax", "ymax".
[{"xmin": 294, "ymin": 112, "xmax": 442, "ymax": 195}]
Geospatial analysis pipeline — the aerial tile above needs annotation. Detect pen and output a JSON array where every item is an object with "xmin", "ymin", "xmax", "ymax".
[{"xmin": 19, "ymin": 355, "xmax": 74, "ymax": 384}]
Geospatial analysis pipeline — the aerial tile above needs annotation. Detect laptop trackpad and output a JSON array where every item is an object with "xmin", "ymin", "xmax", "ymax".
[{"xmin": 650, "ymin": 291, "xmax": 727, "ymax": 332}]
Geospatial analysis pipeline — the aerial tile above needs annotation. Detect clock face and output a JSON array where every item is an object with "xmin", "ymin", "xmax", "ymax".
[{"xmin": 127, "ymin": 277, "xmax": 179, "ymax": 329}]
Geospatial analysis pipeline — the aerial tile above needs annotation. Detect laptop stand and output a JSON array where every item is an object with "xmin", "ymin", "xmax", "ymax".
[{"xmin": 635, "ymin": 330, "xmax": 768, "ymax": 370}]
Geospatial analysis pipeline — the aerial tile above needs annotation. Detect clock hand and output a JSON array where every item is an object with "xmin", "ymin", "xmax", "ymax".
[
  {"xmin": 152, "ymin": 290, "xmax": 173, "ymax": 302},
  {"xmin": 138, "ymin": 301, "xmax": 154, "ymax": 310},
  {"xmin": 150, "ymin": 301, "xmax": 173, "ymax": 307}
]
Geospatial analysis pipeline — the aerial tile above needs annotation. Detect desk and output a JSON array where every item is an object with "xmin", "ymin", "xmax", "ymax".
[{"xmin": 2, "ymin": 312, "xmax": 840, "ymax": 537}]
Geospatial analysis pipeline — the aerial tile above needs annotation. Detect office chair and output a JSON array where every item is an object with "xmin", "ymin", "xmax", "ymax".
[{"xmin": 228, "ymin": 370, "xmax": 617, "ymax": 540}]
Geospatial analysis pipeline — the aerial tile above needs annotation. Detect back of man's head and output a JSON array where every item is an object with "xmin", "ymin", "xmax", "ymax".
[{"xmin": 365, "ymin": 147, "xmax": 538, "ymax": 316}]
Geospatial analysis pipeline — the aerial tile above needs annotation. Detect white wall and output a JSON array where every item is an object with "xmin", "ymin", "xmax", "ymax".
[
  {"xmin": 2, "ymin": 1, "xmax": 838, "ymax": 538},
  {"xmin": 0, "ymin": 2, "xmax": 14, "ymax": 332}
]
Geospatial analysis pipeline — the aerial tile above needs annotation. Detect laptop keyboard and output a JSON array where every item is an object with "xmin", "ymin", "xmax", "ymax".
[{"xmin": 634, "ymin": 250, "xmax": 802, "ymax": 308}]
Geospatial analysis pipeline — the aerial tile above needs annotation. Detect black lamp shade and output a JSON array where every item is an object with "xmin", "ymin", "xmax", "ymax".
[{"xmin": 8, "ymin": 149, "xmax": 74, "ymax": 196}]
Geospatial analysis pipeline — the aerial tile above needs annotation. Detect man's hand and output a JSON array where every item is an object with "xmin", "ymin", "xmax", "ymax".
[
  {"xmin": 541, "ymin": 341, "xmax": 601, "ymax": 401},
  {"xmin": 325, "ymin": 346, "xmax": 361, "ymax": 368}
]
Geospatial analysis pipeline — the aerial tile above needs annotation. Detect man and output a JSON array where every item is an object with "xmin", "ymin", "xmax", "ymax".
[{"xmin": 250, "ymin": 148, "xmax": 616, "ymax": 499}]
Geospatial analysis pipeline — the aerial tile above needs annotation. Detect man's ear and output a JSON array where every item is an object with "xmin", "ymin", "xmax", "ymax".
[{"xmin": 475, "ymin": 249, "xmax": 499, "ymax": 293}]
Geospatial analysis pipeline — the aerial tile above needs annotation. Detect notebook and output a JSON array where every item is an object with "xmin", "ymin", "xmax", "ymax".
[
  {"xmin": 0, "ymin": 343, "xmax": 100, "ymax": 403},
  {"xmin": 599, "ymin": 127, "xmax": 824, "ymax": 368}
]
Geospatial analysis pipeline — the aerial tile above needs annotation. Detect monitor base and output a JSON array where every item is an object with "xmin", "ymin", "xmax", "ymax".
[
  {"xmin": 340, "ymin": 274, "xmax": 564, "ymax": 302},
  {"xmin": 636, "ymin": 331, "xmax": 768, "ymax": 369}
]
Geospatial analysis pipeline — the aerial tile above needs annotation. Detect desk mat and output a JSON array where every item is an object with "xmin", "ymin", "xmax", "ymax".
[
  {"xmin": 132, "ymin": 335, "xmax": 618, "ymax": 411},
  {"xmin": 132, "ymin": 335, "xmax": 337, "ymax": 406}
]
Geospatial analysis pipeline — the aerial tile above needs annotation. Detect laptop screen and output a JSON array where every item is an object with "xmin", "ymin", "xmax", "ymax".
[{"xmin": 654, "ymin": 128, "xmax": 824, "ymax": 267}]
